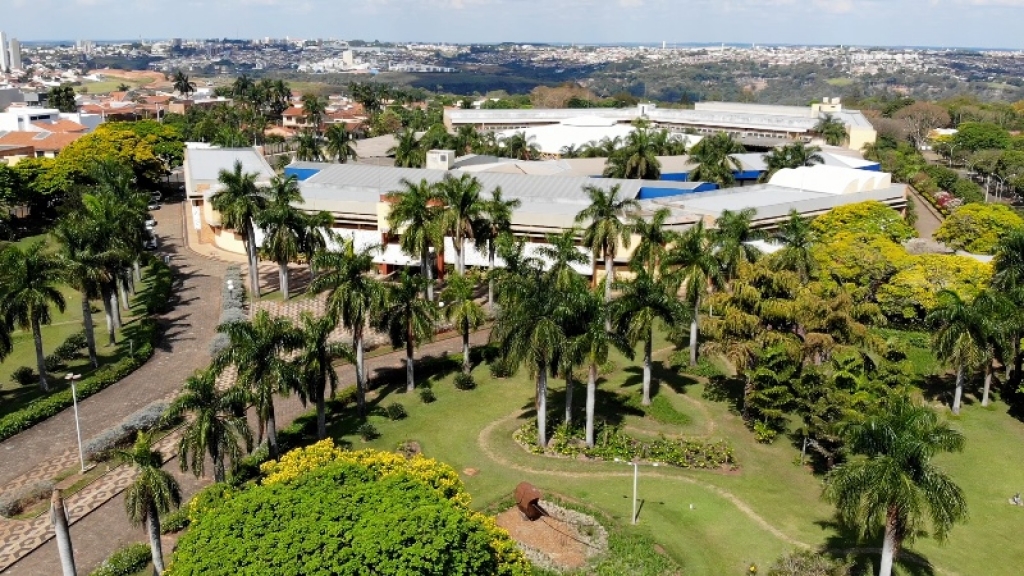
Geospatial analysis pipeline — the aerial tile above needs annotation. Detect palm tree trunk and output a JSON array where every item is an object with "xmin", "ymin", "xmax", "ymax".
[
  {"xmin": 1012, "ymin": 337, "xmax": 1023, "ymax": 390},
  {"xmin": 426, "ymin": 249, "xmax": 435, "ymax": 301},
  {"xmin": 537, "ymin": 365, "xmax": 548, "ymax": 448},
  {"xmin": 462, "ymin": 318, "xmax": 471, "ymax": 375},
  {"xmin": 689, "ymin": 297, "xmax": 700, "ymax": 367},
  {"xmin": 50, "ymin": 490, "xmax": 77, "ymax": 576},
  {"xmin": 456, "ymin": 237, "xmax": 465, "ymax": 275},
  {"xmin": 32, "ymin": 316, "xmax": 49, "ymax": 392},
  {"xmin": 421, "ymin": 246, "xmax": 431, "ymax": 300},
  {"xmin": 148, "ymin": 506, "xmax": 165, "ymax": 575},
  {"xmin": 878, "ymin": 510, "xmax": 898, "ymax": 576},
  {"xmin": 101, "ymin": 286, "xmax": 117, "ymax": 345},
  {"xmin": 488, "ymin": 247, "xmax": 495, "ymax": 307},
  {"xmin": 278, "ymin": 261, "xmax": 289, "ymax": 300},
  {"xmin": 642, "ymin": 329, "xmax": 653, "ymax": 406},
  {"xmin": 110, "ymin": 289, "xmax": 122, "ymax": 330},
  {"xmin": 134, "ymin": 260, "xmax": 142, "ymax": 283},
  {"xmin": 585, "ymin": 363, "xmax": 598, "ymax": 449},
  {"xmin": 406, "ymin": 324, "xmax": 416, "ymax": 393},
  {"xmin": 211, "ymin": 442, "xmax": 225, "ymax": 483},
  {"xmin": 355, "ymin": 333, "xmax": 366, "ymax": 416},
  {"xmin": 564, "ymin": 369, "xmax": 574, "ymax": 426},
  {"xmin": 80, "ymin": 291, "xmax": 98, "ymax": 369},
  {"xmin": 982, "ymin": 362, "xmax": 993, "ymax": 407},
  {"xmin": 245, "ymin": 225, "xmax": 260, "ymax": 299},
  {"xmin": 604, "ymin": 252, "xmax": 614, "ymax": 330},
  {"xmin": 118, "ymin": 277, "xmax": 130, "ymax": 311},
  {"xmin": 953, "ymin": 365, "xmax": 965, "ymax": 415},
  {"xmin": 316, "ymin": 374, "xmax": 328, "ymax": 440},
  {"xmin": 266, "ymin": 402, "xmax": 279, "ymax": 459}
]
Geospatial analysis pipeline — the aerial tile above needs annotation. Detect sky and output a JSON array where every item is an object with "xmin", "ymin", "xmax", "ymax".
[{"xmin": 5, "ymin": 0, "xmax": 1024, "ymax": 49}]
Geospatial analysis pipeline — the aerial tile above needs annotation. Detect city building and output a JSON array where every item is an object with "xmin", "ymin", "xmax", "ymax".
[
  {"xmin": 446, "ymin": 99, "xmax": 877, "ymax": 152},
  {"xmin": 0, "ymin": 31, "xmax": 8, "ymax": 72},
  {"xmin": 8, "ymin": 38, "xmax": 21, "ymax": 71}
]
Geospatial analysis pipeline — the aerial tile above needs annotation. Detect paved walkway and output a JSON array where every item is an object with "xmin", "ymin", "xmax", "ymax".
[{"xmin": 908, "ymin": 186, "xmax": 944, "ymax": 240}]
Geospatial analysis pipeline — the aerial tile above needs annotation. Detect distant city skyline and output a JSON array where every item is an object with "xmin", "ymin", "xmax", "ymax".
[{"xmin": 7, "ymin": 0, "xmax": 1024, "ymax": 50}]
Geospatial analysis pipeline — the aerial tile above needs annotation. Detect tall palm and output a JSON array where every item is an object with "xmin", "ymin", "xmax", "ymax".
[
  {"xmin": 760, "ymin": 143, "xmax": 824, "ymax": 182},
  {"xmin": 377, "ymin": 271, "xmax": 438, "ymax": 392},
  {"xmin": 293, "ymin": 311, "xmax": 353, "ymax": 439},
  {"xmin": 823, "ymin": 397, "xmax": 967, "ymax": 576},
  {"xmin": 213, "ymin": 311, "xmax": 300, "ymax": 458},
  {"xmin": 172, "ymin": 70, "xmax": 196, "ymax": 98},
  {"xmin": 926, "ymin": 290, "xmax": 987, "ymax": 415},
  {"xmin": 815, "ymin": 114, "xmax": 849, "ymax": 147},
  {"xmin": 53, "ymin": 217, "xmax": 113, "ymax": 368},
  {"xmin": 663, "ymin": 221, "xmax": 723, "ymax": 367},
  {"xmin": 441, "ymin": 272, "xmax": 486, "ymax": 375},
  {"xmin": 773, "ymin": 209, "xmax": 817, "ymax": 282},
  {"xmin": 992, "ymin": 228, "xmax": 1024, "ymax": 388},
  {"xmin": 498, "ymin": 132, "xmax": 539, "ymax": 161},
  {"xmin": 604, "ymin": 124, "xmax": 662, "ymax": 180},
  {"xmin": 119, "ymin": 432, "xmax": 181, "ymax": 576},
  {"xmin": 714, "ymin": 208, "xmax": 761, "ymax": 283},
  {"xmin": 310, "ymin": 239, "xmax": 387, "ymax": 416},
  {"xmin": 437, "ymin": 173, "xmax": 485, "ymax": 275},
  {"xmin": 0, "ymin": 242, "xmax": 66, "ymax": 391},
  {"xmin": 297, "ymin": 210, "xmax": 336, "ymax": 281},
  {"xmin": 453, "ymin": 124, "xmax": 480, "ymax": 155},
  {"xmin": 575, "ymin": 184, "xmax": 639, "ymax": 306},
  {"xmin": 300, "ymin": 93, "xmax": 327, "ymax": 131},
  {"xmin": 258, "ymin": 175, "xmax": 304, "ymax": 300},
  {"xmin": 324, "ymin": 123, "xmax": 358, "ymax": 163},
  {"xmin": 537, "ymin": 228, "xmax": 588, "ymax": 290},
  {"xmin": 211, "ymin": 160, "xmax": 266, "ymax": 298},
  {"xmin": 294, "ymin": 130, "xmax": 324, "ymax": 162},
  {"xmin": 478, "ymin": 186, "xmax": 521, "ymax": 305},
  {"xmin": 611, "ymin": 269, "xmax": 688, "ymax": 405},
  {"xmin": 493, "ymin": 273, "xmax": 580, "ymax": 447},
  {"xmin": 628, "ymin": 207, "xmax": 673, "ymax": 275},
  {"xmin": 389, "ymin": 129, "xmax": 425, "ymax": 168},
  {"xmin": 76, "ymin": 188, "xmax": 131, "ymax": 344},
  {"xmin": 571, "ymin": 292, "xmax": 632, "ymax": 447},
  {"xmin": 688, "ymin": 133, "xmax": 745, "ymax": 187},
  {"xmin": 386, "ymin": 178, "xmax": 443, "ymax": 300},
  {"xmin": 165, "ymin": 368, "xmax": 252, "ymax": 483}
]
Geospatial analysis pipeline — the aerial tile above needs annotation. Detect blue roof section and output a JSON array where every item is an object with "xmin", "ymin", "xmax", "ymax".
[
  {"xmin": 638, "ymin": 182, "xmax": 717, "ymax": 199},
  {"xmin": 285, "ymin": 166, "xmax": 325, "ymax": 181}
]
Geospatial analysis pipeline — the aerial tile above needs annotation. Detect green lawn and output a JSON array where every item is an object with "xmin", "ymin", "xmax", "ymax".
[{"xmin": 313, "ymin": 333, "xmax": 1024, "ymax": 576}]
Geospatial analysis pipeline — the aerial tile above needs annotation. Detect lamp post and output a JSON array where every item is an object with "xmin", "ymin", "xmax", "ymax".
[
  {"xmin": 614, "ymin": 458, "xmax": 660, "ymax": 524},
  {"xmin": 65, "ymin": 373, "xmax": 89, "ymax": 474}
]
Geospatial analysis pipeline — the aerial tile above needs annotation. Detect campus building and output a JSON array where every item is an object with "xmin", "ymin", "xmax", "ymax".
[
  {"xmin": 444, "ymin": 99, "xmax": 877, "ymax": 152},
  {"xmin": 184, "ymin": 146, "xmax": 905, "ymax": 278}
]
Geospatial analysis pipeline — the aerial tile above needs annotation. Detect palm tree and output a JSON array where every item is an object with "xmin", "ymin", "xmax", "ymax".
[
  {"xmin": 611, "ymin": 269, "xmax": 687, "ymax": 405},
  {"xmin": 324, "ymin": 123, "xmax": 358, "ymax": 163},
  {"xmin": 294, "ymin": 130, "xmax": 324, "ymax": 162},
  {"xmin": 119, "ymin": 432, "xmax": 181, "ymax": 576},
  {"xmin": 293, "ymin": 311, "xmax": 353, "ymax": 439},
  {"xmin": 386, "ymin": 178, "xmax": 443, "ymax": 300},
  {"xmin": 437, "ymin": 173, "xmax": 485, "ymax": 275},
  {"xmin": 575, "ymin": 184, "xmax": 639, "ymax": 306},
  {"xmin": 926, "ymin": 290, "xmax": 987, "ymax": 415},
  {"xmin": 172, "ymin": 70, "xmax": 196, "ymax": 99},
  {"xmin": 211, "ymin": 160, "xmax": 266, "ymax": 298},
  {"xmin": 628, "ymin": 207, "xmax": 673, "ymax": 275},
  {"xmin": 664, "ymin": 221, "xmax": 723, "ymax": 367},
  {"xmin": 258, "ymin": 175, "xmax": 304, "ymax": 300},
  {"xmin": 773, "ymin": 209, "xmax": 817, "ymax": 282},
  {"xmin": 300, "ymin": 93, "xmax": 327, "ymax": 131},
  {"xmin": 232, "ymin": 74, "xmax": 256, "ymax": 104},
  {"xmin": 992, "ymin": 228, "xmax": 1024, "ymax": 388},
  {"xmin": 213, "ymin": 311, "xmax": 300, "ymax": 458},
  {"xmin": 0, "ymin": 242, "xmax": 66, "ymax": 391},
  {"xmin": 815, "ymin": 114, "xmax": 849, "ymax": 147},
  {"xmin": 713, "ymin": 208, "xmax": 761, "ymax": 284},
  {"xmin": 688, "ymin": 133, "xmax": 745, "ymax": 187},
  {"xmin": 441, "ymin": 272, "xmax": 486, "ymax": 375},
  {"xmin": 537, "ymin": 228, "xmax": 589, "ymax": 290},
  {"xmin": 389, "ymin": 129, "xmax": 425, "ymax": 168},
  {"xmin": 477, "ymin": 186, "xmax": 521, "ymax": 306},
  {"xmin": 377, "ymin": 271, "xmax": 438, "ymax": 392},
  {"xmin": 760, "ymin": 142, "xmax": 824, "ymax": 182},
  {"xmin": 571, "ymin": 292, "xmax": 632, "ymax": 447},
  {"xmin": 310, "ymin": 239, "xmax": 387, "ymax": 416},
  {"xmin": 498, "ymin": 132, "xmax": 539, "ymax": 160},
  {"xmin": 53, "ymin": 217, "xmax": 112, "ymax": 368},
  {"xmin": 453, "ymin": 124, "xmax": 480, "ymax": 155},
  {"xmin": 603, "ymin": 124, "xmax": 662, "ymax": 180},
  {"xmin": 166, "ymin": 368, "xmax": 252, "ymax": 483},
  {"xmin": 823, "ymin": 397, "xmax": 967, "ymax": 576}
]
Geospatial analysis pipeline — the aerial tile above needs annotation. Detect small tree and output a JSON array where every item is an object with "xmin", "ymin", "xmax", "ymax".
[
  {"xmin": 441, "ymin": 272, "xmax": 485, "ymax": 376},
  {"xmin": 376, "ymin": 271, "xmax": 438, "ymax": 392},
  {"xmin": 119, "ymin": 432, "xmax": 181, "ymax": 575}
]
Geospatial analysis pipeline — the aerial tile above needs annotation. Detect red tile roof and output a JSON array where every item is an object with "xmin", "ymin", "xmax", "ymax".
[
  {"xmin": 0, "ymin": 131, "xmax": 83, "ymax": 152},
  {"xmin": 31, "ymin": 119, "xmax": 87, "ymax": 133}
]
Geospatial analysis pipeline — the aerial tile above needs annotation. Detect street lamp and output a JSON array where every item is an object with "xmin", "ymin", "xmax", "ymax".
[
  {"xmin": 65, "ymin": 373, "xmax": 91, "ymax": 474},
  {"xmin": 614, "ymin": 458, "xmax": 660, "ymax": 524}
]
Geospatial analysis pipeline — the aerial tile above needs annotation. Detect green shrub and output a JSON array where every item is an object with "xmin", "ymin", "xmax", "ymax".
[
  {"xmin": 644, "ymin": 395, "xmax": 691, "ymax": 427},
  {"xmin": 753, "ymin": 421, "xmax": 778, "ymax": 444},
  {"xmin": 766, "ymin": 550, "xmax": 853, "ymax": 576},
  {"xmin": 488, "ymin": 357, "xmax": 515, "ymax": 379},
  {"xmin": 54, "ymin": 332, "xmax": 88, "ymax": 360},
  {"xmin": 0, "ymin": 480, "xmax": 54, "ymax": 517},
  {"xmin": 44, "ymin": 354, "xmax": 64, "ymax": 372},
  {"xmin": 418, "ymin": 387, "xmax": 437, "ymax": 404},
  {"xmin": 454, "ymin": 373, "xmax": 476, "ymax": 390},
  {"xmin": 384, "ymin": 403, "xmax": 407, "ymax": 421},
  {"xmin": 357, "ymin": 422, "xmax": 380, "ymax": 441},
  {"xmin": 160, "ymin": 508, "xmax": 191, "ymax": 534},
  {"xmin": 144, "ymin": 259, "xmax": 174, "ymax": 314},
  {"xmin": 89, "ymin": 542, "xmax": 151, "ymax": 576},
  {"xmin": 11, "ymin": 366, "xmax": 35, "ymax": 386}
]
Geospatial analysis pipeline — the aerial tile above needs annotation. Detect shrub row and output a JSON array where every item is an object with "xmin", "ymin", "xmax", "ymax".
[
  {"xmin": 0, "ymin": 262, "xmax": 173, "ymax": 442},
  {"xmin": 82, "ymin": 401, "xmax": 170, "ymax": 463},
  {"xmin": 89, "ymin": 542, "xmax": 151, "ymax": 576},
  {"xmin": 514, "ymin": 420, "xmax": 736, "ymax": 470},
  {"xmin": 0, "ymin": 480, "xmax": 55, "ymax": 518},
  {"xmin": 210, "ymin": 265, "xmax": 245, "ymax": 356},
  {"xmin": 144, "ymin": 259, "xmax": 175, "ymax": 315}
]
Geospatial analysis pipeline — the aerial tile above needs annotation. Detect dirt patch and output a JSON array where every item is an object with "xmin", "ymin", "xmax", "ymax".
[
  {"xmin": 496, "ymin": 500, "xmax": 607, "ymax": 573},
  {"xmin": 462, "ymin": 467, "xmax": 479, "ymax": 477}
]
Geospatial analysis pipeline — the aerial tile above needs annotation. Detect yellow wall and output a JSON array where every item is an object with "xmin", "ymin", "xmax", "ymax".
[
  {"xmin": 849, "ymin": 125, "xmax": 877, "ymax": 152},
  {"xmin": 212, "ymin": 228, "xmax": 247, "ymax": 254}
]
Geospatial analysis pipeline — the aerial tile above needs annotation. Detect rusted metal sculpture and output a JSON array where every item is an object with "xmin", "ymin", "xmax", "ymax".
[{"xmin": 515, "ymin": 482, "xmax": 547, "ymax": 521}]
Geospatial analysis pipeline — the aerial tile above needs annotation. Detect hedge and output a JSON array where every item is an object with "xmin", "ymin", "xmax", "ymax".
[
  {"xmin": 0, "ymin": 260, "xmax": 173, "ymax": 442},
  {"xmin": 89, "ymin": 543, "xmax": 151, "ymax": 576}
]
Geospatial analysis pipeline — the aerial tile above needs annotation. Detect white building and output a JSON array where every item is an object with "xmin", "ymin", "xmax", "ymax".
[
  {"xmin": 0, "ymin": 32, "xmax": 8, "ymax": 72},
  {"xmin": 8, "ymin": 38, "xmax": 20, "ymax": 71}
]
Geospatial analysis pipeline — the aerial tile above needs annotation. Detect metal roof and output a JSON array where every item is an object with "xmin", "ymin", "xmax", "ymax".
[{"xmin": 185, "ymin": 148, "xmax": 275, "ymax": 183}]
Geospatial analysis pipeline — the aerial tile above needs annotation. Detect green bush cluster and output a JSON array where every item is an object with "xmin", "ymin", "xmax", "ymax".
[
  {"xmin": 418, "ymin": 387, "xmax": 437, "ymax": 404},
  {"xmin": 514, "ymin": 421, "xmax": 735, "ymax": 470},
  {"xmin": 143, "ymin": 259, "xmax": 174, "ymax": 314},
  {"xmin": 454, "ymin": 373, "xmax": 476, "ymax": 390},
  {"xmin": 52, "ymin": 332, "xmax": 88, "ymax": 361},
  {"xmin": 160, "ymin": 507, "xmax": 191, "ymax": 534},
  {"xmin": 89, "ymin": 543, "xmax": 151, "ymax": 576},
  {"xmin": 357, "ymin": 422, "xmax": 380, "ymax": 441},
  {"xmin": 625, "ymin": 394, "xmax": 691, "ymax": 426},
  {"xmin": 384, "ymin": 402, "xmax": 407, "ymax": 420},
  {"xmin": 10, "ymin": 366, "xmax": 35, "ymax": 386}
]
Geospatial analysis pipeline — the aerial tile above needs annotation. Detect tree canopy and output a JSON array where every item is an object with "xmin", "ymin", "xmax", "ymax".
[{"xmin": 934, "ymin": 203, "xmax": 1024, "ymax": 254}]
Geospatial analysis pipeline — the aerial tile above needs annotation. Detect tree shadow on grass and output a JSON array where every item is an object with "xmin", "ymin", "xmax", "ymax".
[
  {"xmin": 700, "ymin": 375, "xmax": 746, "ymax": 415},
  {"xmin": 918, "ymin": 372, "xmax": 979, "ymax": 413},
  {"xmin": 816, "ymin": 518, "xmax": 938, "ymax": 576},
  {"xmin": 517, "ymin": 380, "xmax": 645, "ymax": 429}
]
